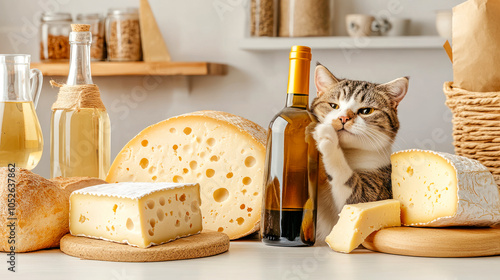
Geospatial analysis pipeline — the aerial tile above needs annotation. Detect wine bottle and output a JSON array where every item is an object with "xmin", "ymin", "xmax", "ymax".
[
  {"xmin": 50, "ymin": 24, "xmax": 111, "ymax": 179},
  {"xmin": 261, "ymin": 46, "xmax": 319, "ymax": 246}
]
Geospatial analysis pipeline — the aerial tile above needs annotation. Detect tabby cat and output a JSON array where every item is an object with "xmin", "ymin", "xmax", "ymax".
[{"xmin": 311, "ymin": 63, "xmax": 409, "ymax": 241}]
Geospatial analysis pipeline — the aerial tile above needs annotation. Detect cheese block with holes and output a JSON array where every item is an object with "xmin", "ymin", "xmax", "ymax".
[
  {"xmin": 106, "ymin": 111, "xmax": 267, "ymax": 239},
  {"xmin": 391, "ymin": 150, "xmax": 500, "ymax": 227},
  {"xmin": 69, "ymin": 182, "xmax": 202, "ymax": 248},
  {"xmin": 325, "ymin": 199, "xmax": 401, "ymax": 253}
]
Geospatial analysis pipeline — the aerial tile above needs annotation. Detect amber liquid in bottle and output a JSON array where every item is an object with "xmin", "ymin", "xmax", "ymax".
[
  {"xmin": 50, "ymin": 26, "xmax": 111, "ymax": 179},
  {"xmin": 261, "ymin": 46, "xmax": 319, "ymax": 246}
]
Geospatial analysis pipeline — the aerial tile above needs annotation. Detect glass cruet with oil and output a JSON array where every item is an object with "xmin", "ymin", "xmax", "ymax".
[
  {"xmin": 50, "ymin": 24, "xmax": 111, "ymax": 179},
  {"xmin": 0, "ymin": 54, "xmax": 44, "ymax": 170}
]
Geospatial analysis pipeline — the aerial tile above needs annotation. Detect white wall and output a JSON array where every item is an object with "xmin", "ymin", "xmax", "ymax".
[{"xmin": 0, "ymin": 0, "xmax": 463, "ymax": 178}]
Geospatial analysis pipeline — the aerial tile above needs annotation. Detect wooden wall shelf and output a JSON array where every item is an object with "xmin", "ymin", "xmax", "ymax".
[{"xmin": 31, "ymin": 61, "xmax": 227, "ymax": 76}]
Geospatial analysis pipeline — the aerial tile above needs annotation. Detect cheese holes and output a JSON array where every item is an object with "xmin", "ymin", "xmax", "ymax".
[
  {"xmin": 183, "ymin": 127, "xmax": 192, "ymax": 135},
  {"xmin": 183, "ymin": 144, "xmax": 192, "ymax": 153},
  {"xmin": 113, "ymin": 204, "xmax": 118, "ymax": 213},
  {"xmin": 218, "ymin": 227, "xmax": 224, "ymax": 232},
  {"xmin": 206, "ymin": 138, "xmax": 216, "ymax": 146},
  {"xmin": 191, "ymin": 200, "xmax": 200, "ymax": 212},
  {"xmin": 242, "ymin": 177, "xmax": 252, "ymax": 185},
  {"xmin": 126, "ymin": 218, "xmax": 134, "ymax": 230},
  {"xmin": 146, "ymin": 200, "xmax": 155, "ymax": 209},
  {"xmin": 226, "ymin": 172, "xmax": 233, "ymax": 179},
  {"xmin": 159, "ymin": 197, "xmax": 165, "ymax": 206},
  {"xmin": 152, "ymin": 176, "xmax": 157, "ymax": 181},
  {"xmin": 206, "ymin": 169, "xmax": 215, "ymax": 178},
  {"xmin": 140, "ymin": 158, "xmax": 149, "ymax": 169},
  {"xmin": 213, "ymin": 188, "xmax": 229, "ymax": 203},
  {"xmin": 236, "ymin": 217, "xmax": 244, "ymax": 225},
  {"xmin": 244, "ymin": 156, "xmax": 256, "ymax": 168},
  {"xmin": 189, "ymin": 161, "xmax": 198, "ymax": 170},
  {"xmin": 148, "ymin": 166, "xmax": 156, "ymax": 174},
  {"xmin": 150, "ymin": 219, "xmax": 156, "ymax": 228},
  {"xmin": 210, "ymin": 155, "xmax": 219, "ymax": 162},
  {"xmin": 148, "ymin": 229, "xmax": 154, "ymax": 236},
  {"xmin": 183, "ymin": 168, "xmax": 189, "ymax": 174},
  {"xmin": 175, "ymin": 220, "xmax": 181, "ymax": 227},
  {"xmin": 157, "ymin": 209, "xmax": 164, "ymax": 221},
  {"xmin": 196, "ymin": 137, "xmax": 202, "ymax": 143},
  {"xmin": 173, "ymin": 145, "xmax": 178, "ymax": 150},
  {"xmin": 141, "ymin": 140, "xmax": 148, "ymax": 147},
  {"xmin": 253, "ymin": 192, "xmax": 259, "ymax": 196},
  {"xmin": 173, "ymin": 175, "xmax": 183, "ymax": 183},
  {"xmin": 240, "ymin": 204, "xmax": 245, "ymax": 209},
  {"xmin": 169, "ymin": 128, "xmax": 176, "ymax": 133}
]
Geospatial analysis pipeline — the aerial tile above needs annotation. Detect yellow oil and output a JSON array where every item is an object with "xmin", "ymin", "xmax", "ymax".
[
  {"xmin": 51, "ymin": 108, "xmax": 110, "ymax": 179},
  {"xmin": 0, "ymin": 101, "xmax": 43, "ymax": 170}
]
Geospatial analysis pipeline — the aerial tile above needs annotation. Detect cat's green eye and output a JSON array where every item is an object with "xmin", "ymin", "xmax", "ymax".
[
  {"xmin": 330, "ymin": 103, "xmax": 339, "ymax": 109},
  {"xmin": 358, "ymin": 108, "xmax": 374, "ymax": 115}
]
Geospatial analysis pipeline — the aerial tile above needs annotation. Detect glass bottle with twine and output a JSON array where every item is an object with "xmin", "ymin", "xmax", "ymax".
[{"xmin": 50, "ymin": 24, "xmax": 111, "ymax": 179}]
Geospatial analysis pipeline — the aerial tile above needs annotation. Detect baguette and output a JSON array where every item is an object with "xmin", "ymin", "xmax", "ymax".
[{"xmin": 0, "ymin": 168, "xmax": 106, "ymax": 252}]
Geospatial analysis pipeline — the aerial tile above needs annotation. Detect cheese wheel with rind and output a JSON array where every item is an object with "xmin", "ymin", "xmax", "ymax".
[
  {"xmin": 391, "ymin": 149, "xmax": 500, "ymax": 227},
  {"xmin": 106, "ymin": 111, "xmax": 267, "ymax": 239}
]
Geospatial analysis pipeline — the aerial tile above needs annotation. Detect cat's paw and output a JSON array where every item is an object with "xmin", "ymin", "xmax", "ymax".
[{"xmin": 313, "ymin": 123, "xmax": 339, "ymax": 152}]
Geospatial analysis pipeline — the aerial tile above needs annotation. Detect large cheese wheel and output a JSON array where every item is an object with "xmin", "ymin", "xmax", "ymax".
[
  {"xmin": 106, "ymin": 111, "xmax": 267, "ymax": 239},
  {"xmin": 392, "ymin": 149, "xmax": 500, "ymax": 227}
]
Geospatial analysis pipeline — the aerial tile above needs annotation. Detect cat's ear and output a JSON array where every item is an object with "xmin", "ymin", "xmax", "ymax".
[
  {"xmin": 377, "ymin": 77, "xmax": 409, "ymax": 108},
  {"xmin": 315, "ymin": 63, "xmax": 340, "ymax": 97}
]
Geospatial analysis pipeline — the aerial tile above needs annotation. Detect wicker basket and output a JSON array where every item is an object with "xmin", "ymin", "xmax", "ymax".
[{"xmin": 444, "ymin": 82, "xmax": 500, "ymax": 185}]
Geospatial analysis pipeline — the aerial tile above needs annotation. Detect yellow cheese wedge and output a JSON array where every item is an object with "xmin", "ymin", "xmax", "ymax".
[
  {"xmin": 325, "ymin": 200, "xmax": 401, "ymax": 253},
  {"xmin": 69, "ymin": 182, "xmax": 202, "ymax": 248},
  {"xmin": 106, "ymin": 111, "xmax": 267, "ymax": 239},
  {"xmin": 391, "ymin": 149, "xmax": 500, "ymax": 226}
]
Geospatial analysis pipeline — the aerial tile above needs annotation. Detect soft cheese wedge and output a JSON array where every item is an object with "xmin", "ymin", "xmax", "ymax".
[
  {"xmin": 326, "ymin": 200, "xmax": 401, "ymax": 253},
  {"xmin": 69, "ymin": 182, "xmax": 202, "ymax": 248},
  {"xmin": 392, "ymin": 149, "xmax": 500, "ymax": 227},
  {"xmin": 106, "ymin": 111, "xmax": 266, "ymax": 239}
]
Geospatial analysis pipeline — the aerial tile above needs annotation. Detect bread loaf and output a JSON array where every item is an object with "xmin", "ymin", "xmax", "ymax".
[{"xmin": 0, "ymin": 168, "xmax": 106, "ymax": 252}]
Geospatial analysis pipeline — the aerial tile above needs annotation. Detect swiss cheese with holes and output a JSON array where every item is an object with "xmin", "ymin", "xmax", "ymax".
[
  {"xmin": 69, "ymin": 182, "xmax": 202, "ymax": 248},
  {"xmin": 392, "ymin": 150, "xmax": 500, "ymax": 227},
  {"xmin": 106, "ymin": 111, "xmax": 267, "ymax": 239}
]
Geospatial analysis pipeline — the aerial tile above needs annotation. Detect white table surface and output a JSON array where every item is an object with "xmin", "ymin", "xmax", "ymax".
[{"xmin": 2, "ymin": 240, "xmax": 500, "ymax": 280}]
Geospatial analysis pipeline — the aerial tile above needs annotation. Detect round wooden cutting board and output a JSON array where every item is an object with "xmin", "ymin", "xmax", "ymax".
[
  {"xmin": 60, "ymin": 231, "xmax": 230, "ymax": 262},
  {"xmin": 362, "ymin": 227, "xmax": 500, "ymax": 258}
]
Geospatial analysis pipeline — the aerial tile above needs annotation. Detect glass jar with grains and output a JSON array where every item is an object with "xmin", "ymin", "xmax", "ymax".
[
  {"xmin": 40, "ymin": 13, "xmax": 72, "ymax": 61},
  {"xmin": 105, "ymin": 8, "xmax": 142, "ymax": 61},
  {"xmin": 76, "ymin": 13, "xmax": 106, "ymax": 61},
  {"xmin": 249, "ymin": 0, "xmax": 278, "ymax": 37},
  {"xmin": 279, "ymin": 0, "xmax": 334, "ymax": 37}
]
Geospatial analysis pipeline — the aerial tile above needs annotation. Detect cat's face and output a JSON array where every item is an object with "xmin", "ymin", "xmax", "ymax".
[{"xmin": 311, "ymin": 64, "xmax": 408, "ymax": 151}]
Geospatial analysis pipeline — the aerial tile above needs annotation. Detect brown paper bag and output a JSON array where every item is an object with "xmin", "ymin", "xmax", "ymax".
[{"xmin": 453, "ymin": 0, "xmax": 500, "ymax": 92}]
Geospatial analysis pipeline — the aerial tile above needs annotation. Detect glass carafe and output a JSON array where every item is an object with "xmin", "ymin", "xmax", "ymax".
[{"xmin": 0, "ymin": 54, "xmax": 43, "ymax": 170}]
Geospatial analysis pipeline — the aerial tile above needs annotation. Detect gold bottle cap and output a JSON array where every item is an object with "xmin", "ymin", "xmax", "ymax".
[
  {"xmin": 287, "ymin": 46, "xmax": 312, "ymax": 95},
  {"xmin": 71, "ymin": 24, "xmax": 90, "ymax": 32},
  {"xmin": 289, "ymin": 46, "xmax": 312, "ymax": 60}
]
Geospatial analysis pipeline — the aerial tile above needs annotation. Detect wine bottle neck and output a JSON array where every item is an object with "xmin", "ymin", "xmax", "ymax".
[
  {"xmin": 286, "ymin": 52, "xmax": 311, "ymax": 109},
  {"xmin": 286, "ymin": 93, "xmax": 309, "ymax": 109},
  {"xmin": 67, "ymin": 31, "xmax": 93, "ymax": 85}
]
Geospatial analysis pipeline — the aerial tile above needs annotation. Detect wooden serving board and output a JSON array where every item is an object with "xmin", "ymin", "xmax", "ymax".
[
  {"xmin": 60, "ymin": 231, "xmax": 229, "ymax": 262},
  {"xmin": 362, "ymin": 226, "xmax": 500, "ymax": 258}
]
